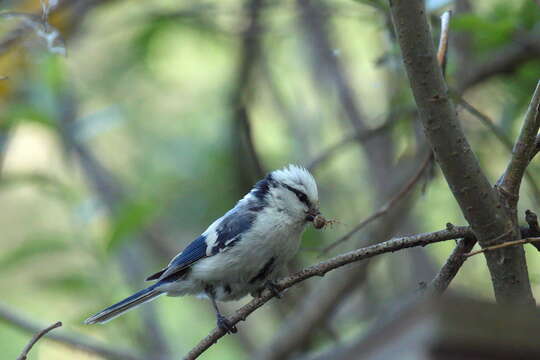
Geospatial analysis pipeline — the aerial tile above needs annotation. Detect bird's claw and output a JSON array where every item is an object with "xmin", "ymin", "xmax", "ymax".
[
  {"xmin": 217, "ymin": 314, "xmax": 237, "ymax": 334},
  {"xmin": 265, "ymin": 281, "xmax": 282, "ymax": 299}
]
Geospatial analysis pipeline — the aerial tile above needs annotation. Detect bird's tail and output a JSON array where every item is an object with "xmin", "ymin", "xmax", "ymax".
[{"xmin": 85, "ymin": 284, "xmax": 163, "ymax": 324}]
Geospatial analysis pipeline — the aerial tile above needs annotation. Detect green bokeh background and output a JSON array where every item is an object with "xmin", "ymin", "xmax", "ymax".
[{"xmin": 1, "ymin": 0, "xmax": 539, "ymax": 358}]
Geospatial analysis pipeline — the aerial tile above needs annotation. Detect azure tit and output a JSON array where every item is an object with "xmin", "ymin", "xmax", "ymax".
[{"xmin": 85, "ymin": 165, "xmax": 321, "ymax": 333}]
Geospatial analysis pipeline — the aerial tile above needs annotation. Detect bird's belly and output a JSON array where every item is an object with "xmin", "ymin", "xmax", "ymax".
[{"xmin": 187, "ymin": 226, "xmax": 303, "ymax": 300}]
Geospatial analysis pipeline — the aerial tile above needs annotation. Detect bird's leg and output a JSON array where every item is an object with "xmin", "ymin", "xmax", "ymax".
[
  {"xmin": 264, "ymin": 280, "xmax": 282, "ymax": 299},
  {"xmin": 207, "ymin": 288, "xmax": 237, "ymax": 334}
]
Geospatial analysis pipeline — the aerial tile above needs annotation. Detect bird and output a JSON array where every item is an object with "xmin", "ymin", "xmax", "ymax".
[{"xmin": 85, "ymin": 164, "xmax": 321, "ymax": 333}]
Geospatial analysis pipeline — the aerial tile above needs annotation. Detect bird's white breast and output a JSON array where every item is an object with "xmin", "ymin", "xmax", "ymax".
[{"xmin": 191, "ymin": 206, "xmax": 305, "ymax": 286}]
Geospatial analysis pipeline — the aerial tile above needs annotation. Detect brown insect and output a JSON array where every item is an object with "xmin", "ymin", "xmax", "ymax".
[{"xmin": 313, "ymin": 214, "xmax": 338, "ymax": 229}]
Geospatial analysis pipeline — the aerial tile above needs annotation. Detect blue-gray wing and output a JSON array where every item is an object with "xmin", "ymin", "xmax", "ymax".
[
  {"xmin": 145, "ymin": 234, "xmax": 208, "ymax": 281},
  {"xmin": 146, "ymin": 205, "xmax": 261, "ymax": 282}
]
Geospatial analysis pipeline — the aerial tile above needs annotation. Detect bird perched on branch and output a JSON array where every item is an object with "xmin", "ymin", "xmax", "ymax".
[{"xmin": 85, "ymin": 165, "xmax": 321, "ymax": 333}]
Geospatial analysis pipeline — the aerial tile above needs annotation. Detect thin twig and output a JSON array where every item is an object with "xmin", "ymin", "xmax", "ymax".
[
  {"xmin": 465, "ymin": 237, "xmax": 540, "ymax": 258},
  {"xmin": 16, "ymin": 321, "xmax": 62, "ymax": 360},
  {"xmin": 458, "ymin": 33, "xmax": 540, "ymax": 92},
  {"xmin": 307, "ymin": 122, "xmax": 391, "ymax": 172},
  {"xmin": 454, "ymin": 92, "xmax": 540, "ymax": 205},
  {"xmin": 436, "ymin": 11, "xmax": 451, "ymax": 75},
  {"xmin": 0, "ymin": 303, "xmax": 141, "ymax": 360},
  {"xmin": 454, "ymin": 93, "xmax": 513, "ymax": 148},
  {"xmin": 321, "ymin": 152, "xmax": 433, "ymax": 254},
  {"xmin": 318, "ymin": 7, "xmax": 446, "ymax": 255},
  {"xmin": 184, "ymin": 225, "xmax": 471, "ymax": 360},
  {"xmin": 498, "ymin": 81, "xmax": 540, "ymax": 206},
  {"xmin": 426, "ymin": 235, "xmax": 476, "ymax": 295}
]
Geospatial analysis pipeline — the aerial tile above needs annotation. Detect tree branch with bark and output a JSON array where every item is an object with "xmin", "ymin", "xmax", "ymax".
[
  {"xmin": 16, "ymin": 321, "xmax": 62, "ymax": 360},
  {"xmin": 389, "ymin": 0, "xmax": 535, "ymax": 306},
  {"xmin": 184, "ymin": 225, "xmax": 471, "ymax": 359}
]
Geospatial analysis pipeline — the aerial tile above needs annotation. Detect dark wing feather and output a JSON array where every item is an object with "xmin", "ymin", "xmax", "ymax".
[
  {"xmin": 146, "ymin": 202, "xmax": 263, "ymax": 282},
  {"xmin": 209, "ymin": 208, "xmax": 258, "ymax": 255},
  {"xmin": 145, "ymin": 268, "xmax": 166, "ymax": 281},
  {"xmin": 147, "ymin": 235, "xmax": 208, "ymax": 282}
]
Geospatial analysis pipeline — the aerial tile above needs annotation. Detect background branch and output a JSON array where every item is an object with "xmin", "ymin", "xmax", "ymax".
[
  {"xmin": 0, "ymin": 303, "xmax": 141, "ymax": 360},
  {"xmin": 306, "ymin": 121, "xmax": 393, "ymax": 172},
  {"xmin": 465, "ymin": 237, "xmax": 540, "ymax": 257},
  {"xmin": 498, "ymin": 81, "xmax": 540, "ymax": 212},
  {"xmin": 425, "ymin": 235, "xmax": 476, "ymax": 296},
  {"xmin": 454, "ymin": 92, "xmax": 540, "ymax": 205},
  {"xmin": 458, "ymin": 33, "xmax": 540, "ymax": 92},
  {"xmin": 17, "ymin": 321, "xmax": 62, "ymax": 360},
  {"xmin": 322, "ymin": 151, "xmax": 433, "ymax": 254}
]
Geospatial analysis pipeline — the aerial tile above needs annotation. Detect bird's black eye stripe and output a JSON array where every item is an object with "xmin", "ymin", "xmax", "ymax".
[{"xmin": 283, "ymin": 184, "xmax": 310, "ymax": 207}]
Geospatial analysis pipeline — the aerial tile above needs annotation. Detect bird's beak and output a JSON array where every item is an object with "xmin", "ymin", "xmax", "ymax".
[{"xmin": 305, "ymin": 208, "xmax": 320, "ymax": 222}]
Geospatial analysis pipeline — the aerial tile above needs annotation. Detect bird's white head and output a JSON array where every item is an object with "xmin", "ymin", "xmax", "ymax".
[{"xmin": 250, "ymin": 164, "xmax": 319, "ymax": 224}]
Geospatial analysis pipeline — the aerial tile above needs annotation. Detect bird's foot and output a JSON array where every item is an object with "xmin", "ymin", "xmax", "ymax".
[
  {"xmin": 265, "ymin": 280, "xmax": 282, "ymax": 299},
  {"xmin": 217, "ymin": 314, "xmax": 237, "ymax": 334}
]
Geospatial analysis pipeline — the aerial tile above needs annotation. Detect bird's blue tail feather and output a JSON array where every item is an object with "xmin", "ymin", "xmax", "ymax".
[{"xmin": 85, "ymin": 283, "xmax": 163, "ymax": 324}]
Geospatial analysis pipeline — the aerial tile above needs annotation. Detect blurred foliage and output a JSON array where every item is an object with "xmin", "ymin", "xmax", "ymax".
[{"xmin": 0, "ymin": 0, "xmax": 539, "ymax": 359}]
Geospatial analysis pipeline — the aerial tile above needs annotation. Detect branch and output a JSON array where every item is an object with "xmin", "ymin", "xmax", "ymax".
[
  {"xmin": 454, "ymin": 92, "xmax": 540, "ymax": 205},
  {"xmin": 425, "ymin": 234, "xmax": 476, "ymax": 296},
  {"xmin": 257, "ymin": 11, "xmax": 448, "ymax": 354},
  {"xmin": 531, "ymin": 134, "xmax": 540, "ymax": 162},
  {"xmin": 421, "ymin": 11, "xmax": 476, "ymax": 297},
  {"xmin": 306, "ymin": 122, "xmax": 392, "ymax": 172},
  {"xmin": 436, "ymin": 11, "xmax": 451, "ymax": 75},
  {"xmin": 525, "ymin": 209, "xmax": 540, "ymax": 251},
  {"xmin": 465, "ymin": 237, "xmax": 540, "ymax": 257},
  {"xmin": 57, "ymin": 93, "xmax": 171, "ymax": 357},
  {"xmin": 498, "ymin": 81, "xmax": 540, "ymax": 209},
  {"xmin": 321, "ymin": 151, "xmax": 433, "ymax": 254},
  {"xmin": 0, "ymin": 303, "xmax": 141, "ymax": 360},
  {"xmin": 183, "ymin": 225, "xmax": 471, "ymax": 359},
  {"xmin": 16, "ymin": 321, "xmax": 62, "ymax": 360},
  {"xmin": 389, "ymin": 0, "xmax": 534, "ymax": 305},
  {"xmin": 454, "ymin": 93, "xmax": 513, "ymax": 148},
  {"xmin": 254, "ymin": 183, "xmax": 429, "ymax": 360},
  {"xmin": 230, "ymin": 0, "xmax": 267, "ymax": 191},
  {"xmin": 429, "ymin": 211, "xmax": 540, "ymax": 295}
]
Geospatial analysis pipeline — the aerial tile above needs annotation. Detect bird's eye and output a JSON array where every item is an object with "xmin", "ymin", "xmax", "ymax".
[
  {"xmin": 283, "ymin": 184, "xmax": 310, "ymax": 206},
  {"xmin": 296, "ymin": 192, "xmax": 308, "ymax": 203}
]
